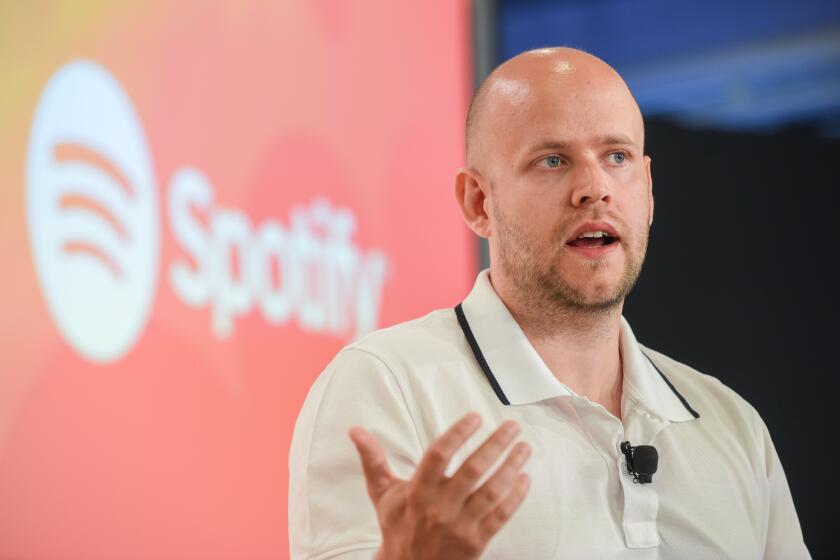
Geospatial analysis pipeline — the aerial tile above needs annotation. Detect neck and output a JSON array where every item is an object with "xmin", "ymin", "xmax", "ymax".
[{"xmin": 489, "ymin": 270, "xmax": 624, "ymax": 419}]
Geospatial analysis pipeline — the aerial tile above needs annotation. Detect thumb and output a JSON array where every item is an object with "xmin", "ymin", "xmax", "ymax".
[{"xmin": 348, "ymin": 426, "xmax": 397, "ymax": 503}]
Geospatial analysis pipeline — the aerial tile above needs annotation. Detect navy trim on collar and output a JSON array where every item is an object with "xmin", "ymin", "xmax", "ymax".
[
  {"xmin": 455, "ymin": 302, "xmax": 700, "ymax": 420},
  {"xmin": 639, "ymin": 350, "xmax": 701, "ymax": 419},
  {"xmin": 454, "ymin": 303, "xmax": 510, "ymax": 405}
]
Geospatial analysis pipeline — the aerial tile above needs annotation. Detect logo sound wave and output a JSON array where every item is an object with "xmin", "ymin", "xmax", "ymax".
[{"xmin": 54, "ymin": 141, "xmax": 135, "ymax": 279}]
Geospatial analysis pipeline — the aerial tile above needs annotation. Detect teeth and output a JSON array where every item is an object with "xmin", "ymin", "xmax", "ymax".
[{"xmin": 577, "ymin": 231, "xmax": 609, "ymax": 239}]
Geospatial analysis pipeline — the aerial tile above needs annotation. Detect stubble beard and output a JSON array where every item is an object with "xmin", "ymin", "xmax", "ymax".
[{"xmin": 494, "ymin": 200, "xmax": 649, "ymax": 330}]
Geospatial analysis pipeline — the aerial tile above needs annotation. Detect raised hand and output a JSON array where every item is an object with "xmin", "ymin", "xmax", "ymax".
[{"xmin": 348, "ymin": 412, "xmax": 531, "ymax": 559}]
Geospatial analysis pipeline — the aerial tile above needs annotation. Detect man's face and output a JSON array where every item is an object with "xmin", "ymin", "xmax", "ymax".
[{"xmin": 484, "ymin": 70, "xmax": 653, "ymax": 314}]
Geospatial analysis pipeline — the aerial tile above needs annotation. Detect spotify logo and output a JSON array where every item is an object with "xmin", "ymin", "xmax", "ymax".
[
  {"xmin": 27, "ymin": 60, "xmax": 160, "ymax": 363},
  {"xmin": 27, "ymin": 60, "xmax": 389, "ymax": 364}
]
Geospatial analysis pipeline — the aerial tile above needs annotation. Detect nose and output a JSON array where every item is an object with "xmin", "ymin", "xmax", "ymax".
[{"xmin": 569, "ymin": 162, "xmax": 612, "ymax": 207}]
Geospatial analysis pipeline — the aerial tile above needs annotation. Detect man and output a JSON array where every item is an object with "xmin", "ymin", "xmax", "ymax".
[{"xmin": 288, "ymin": 48, "xmax": 809, "ymax": 559}]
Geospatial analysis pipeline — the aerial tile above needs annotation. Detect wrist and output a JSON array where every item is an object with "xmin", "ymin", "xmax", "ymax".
[
  {"xmin": 374, "ymin": 547, "xmax": 396, "ymax": 560},
  {"xmin": 374, "ymin": 542, "xmax": 407, "ymax": 560}
]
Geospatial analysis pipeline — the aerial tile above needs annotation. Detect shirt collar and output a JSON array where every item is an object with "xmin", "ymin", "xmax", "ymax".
[{"xmin": 457, "ymin": 269, "xmax": 698, "ymax": 423}]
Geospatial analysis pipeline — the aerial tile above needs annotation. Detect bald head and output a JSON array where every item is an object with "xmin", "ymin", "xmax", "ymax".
[{"xmin": 465, "ymin": 47, "xmax": 644, "ymax": 169}]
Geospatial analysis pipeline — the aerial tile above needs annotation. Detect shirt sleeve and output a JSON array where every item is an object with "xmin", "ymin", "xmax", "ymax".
[
  {"xmin": 289, "ymin": 347, "xmax": 424, "ymax": 560},
  {"xmin": 760, "ymin": 417, "xmax": 811, "ymax": 560}
]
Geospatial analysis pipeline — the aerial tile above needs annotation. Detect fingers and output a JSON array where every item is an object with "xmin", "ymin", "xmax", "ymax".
[
  {"xmin": 444, "ymin": 420, "xmax": 522, "ymax": 506},
  {"xmin": 476, "ymin": 472, "xmax": 531, "ymax": 540},
  {"xmin": 461, "ymin": 439, "xmax": 531, "ymax": 520},
  {"xmin": 409, "ymin": 412, "xmax": 482, "ymax": 507},
  {"xmin": 348, "ymin": 426, "xmax": 396, "ymax": 503}
]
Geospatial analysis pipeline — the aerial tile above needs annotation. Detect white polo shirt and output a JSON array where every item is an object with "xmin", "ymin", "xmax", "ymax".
[{"xmin": 289, "ymin": 269, "xmax": 810, "ymax": 559}]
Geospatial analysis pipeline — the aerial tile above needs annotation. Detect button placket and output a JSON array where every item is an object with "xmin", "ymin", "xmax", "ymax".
[
  {"xmin": 617, "ymin": 410, "xmax": 669, "ymax": 549},
  {"xmin": 618, "ymin": 454, "xmax": 660, "ymax": 548}
]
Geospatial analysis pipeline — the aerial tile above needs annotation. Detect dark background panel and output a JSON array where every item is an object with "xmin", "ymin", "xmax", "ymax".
[{"xmin": 625, "ymin": 119, "xmax": 837, "ymax": 555}]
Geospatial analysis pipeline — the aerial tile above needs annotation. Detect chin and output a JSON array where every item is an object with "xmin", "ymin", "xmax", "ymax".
[
  {"xmin": 576, "ymin": 288, "xmax": 620, "ymax": 304},
  {"xmin": 565, "ymin": 271, "xmax": 621, "ymax": 292},
  {"xmin": 569, "ymin": 288, "xmax": 626, "ymax": 311}
]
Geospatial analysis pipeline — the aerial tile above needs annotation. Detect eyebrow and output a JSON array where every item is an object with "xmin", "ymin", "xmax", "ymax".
[{"xmin": 527, "ymin": 135, "xmax": 640, "ymax": 153}]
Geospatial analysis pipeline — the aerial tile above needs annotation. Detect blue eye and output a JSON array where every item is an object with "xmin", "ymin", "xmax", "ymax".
[
  {"xmin": 610, "ymin": 152, "xmax": 626, "ymax": 164},
  {"xmin": 543, "ymin": 155, "xmax": 562, "ymax": 168}
]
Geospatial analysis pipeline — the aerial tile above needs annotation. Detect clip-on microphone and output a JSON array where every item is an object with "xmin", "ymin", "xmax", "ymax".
[{"xmin": 620, "ymin": 441, "xmax": 658, "ymax": 484}]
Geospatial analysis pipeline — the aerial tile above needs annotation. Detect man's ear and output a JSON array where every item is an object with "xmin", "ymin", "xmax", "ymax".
[
  {"xmin": 454, "ymin": 167, "xmax": 491, "ymax": 238},
  {"xmin": 644, "ymin": 155, "xmax": 654, "ymax": 227}
]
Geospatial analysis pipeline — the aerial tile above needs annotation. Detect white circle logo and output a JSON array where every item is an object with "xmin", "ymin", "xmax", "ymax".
[{"xmin": 27, "ymin": 60, "xmax": 159, "ymax": 363}]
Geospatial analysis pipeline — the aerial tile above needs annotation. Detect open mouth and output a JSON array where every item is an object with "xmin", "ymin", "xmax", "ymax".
[{"xmin": 566, "ymin": 231, "xmax": 619, "ymax": 248}]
